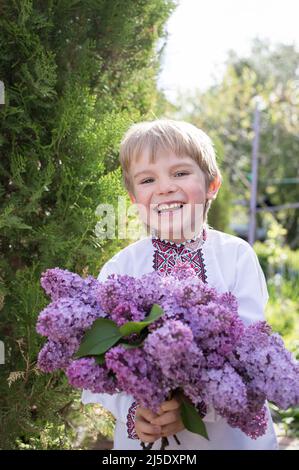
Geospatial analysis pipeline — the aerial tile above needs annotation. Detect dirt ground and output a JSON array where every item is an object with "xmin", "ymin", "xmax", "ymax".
[{"xmin": 277, "ymin": 435, "xmax": 299, "ymax": 450}]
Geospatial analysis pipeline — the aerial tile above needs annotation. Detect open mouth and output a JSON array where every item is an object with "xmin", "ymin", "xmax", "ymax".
[{"xmin": 156, "ymin": 202, "xmax": 185, "ymax": 214}]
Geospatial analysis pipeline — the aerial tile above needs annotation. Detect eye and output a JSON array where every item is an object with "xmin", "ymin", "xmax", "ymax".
[
  {"xmin": 140, "ymin": 178, "xmax": 154, "ymax": 184},
  {"xmin": 175, "ymin": 171, "xmax": 189, "ymax": 177}
]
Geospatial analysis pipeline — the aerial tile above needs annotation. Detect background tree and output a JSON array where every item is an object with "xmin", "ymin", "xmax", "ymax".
[{"xmin": 175, "ymin": 39, "xmax": 299, "ymax": 246}]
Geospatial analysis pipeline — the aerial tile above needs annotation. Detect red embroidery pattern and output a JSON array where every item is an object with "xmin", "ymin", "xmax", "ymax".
[
  {"xmin": 127, "ymin": 401, "xmax": 138, "ymax": 440},
  {"xmin": 152, "ymin": 237, "xmax": 207, "ymax": 282},
  {"xmin": 197, "ymin": 400, "xmax": 207, "ymax": 418}
]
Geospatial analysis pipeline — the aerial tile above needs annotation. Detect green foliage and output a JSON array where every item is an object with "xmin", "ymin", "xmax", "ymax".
[
  {"xmin": 15, "ymin": 423, "xmax": 75, "ymax": 450},
  {"xmin": 254, "ymin": 215, "xmax": 299, "ymax": 284},
  {"xmin": 265, "ymin": 279, "xmax": 299, "ymax": 438},
  {"xmin": 207, "ymin": 137, "xmax": 233, "ymax": 233},
  {"xmin": 77, "ymin": 304, "xmax": 164, "ymax": 359},
  {"xmin": 208, "ymin": 171, "xmax": 232, "ymax": 233},
  {"xmin": 73, "ymin": 401, "xmax": 115, "ymax": 448},
  {"xmin": 76, "ymin": 319, "xmax": 123, "ymax": 357},
  {"xmin": 0, "ymin": 0, "xmax": 175, "ymax": 449},
  {"xmin": 271, "ymin": 404, "xmax": 299, "ymax": 439},
  {"xmin": 180, "ymin": 397, "xmax": 208, "ymax": 440},
  {"xmin": 253, "ymin": 218, "xmax": 299, "ymax": 438},
  {"xmin": 254, "ymin": 218, "xmax": 299, "ymax": 344},
  {"xmin": 119, "ymin": 304, "xmax": 164, "ymax": 336},
  {"xmin": 175, "ymin": 40, "xmax": 299, "ymax": 247}
]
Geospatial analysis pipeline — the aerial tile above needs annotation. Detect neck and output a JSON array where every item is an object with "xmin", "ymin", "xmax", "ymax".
[{"xmin": 152, "ymin": 226, "xmax": 206, "ymax": 245}]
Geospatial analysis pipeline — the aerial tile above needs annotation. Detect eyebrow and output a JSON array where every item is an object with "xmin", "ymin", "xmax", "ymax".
[{"xmin": 133, "ymin": 163, "xmax": 195, "ymax": 180}]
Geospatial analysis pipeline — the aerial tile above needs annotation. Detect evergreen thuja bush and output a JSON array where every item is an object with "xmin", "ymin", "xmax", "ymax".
[{"xmin": 0, "ymin": 0, "xmax": 175, "ymax": 449}]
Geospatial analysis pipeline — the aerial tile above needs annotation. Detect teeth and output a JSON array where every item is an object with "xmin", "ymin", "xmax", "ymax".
[{"xmin": 157, "ymin": 203, "xmax": 184, "ymax": 213}]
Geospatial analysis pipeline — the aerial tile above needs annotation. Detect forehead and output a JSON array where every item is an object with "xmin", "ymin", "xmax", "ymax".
[{"xmin": 132, "ymin": 145, "xmax": 196, "ymax": 171}]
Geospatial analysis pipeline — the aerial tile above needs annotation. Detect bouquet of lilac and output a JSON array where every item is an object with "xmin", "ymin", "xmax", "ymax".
[{"xmin": 36, "ymin": 264, "xmax": 299, "ymax": 447}]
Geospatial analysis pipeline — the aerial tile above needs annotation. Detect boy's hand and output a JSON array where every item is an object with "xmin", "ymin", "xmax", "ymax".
[
  {"xmin": 135, "ymin": 406, "xmax": 162, "ymax": 443},
  {"xmin": 150, "ymin": 396, "xmax": 185, "ymax": 438}
]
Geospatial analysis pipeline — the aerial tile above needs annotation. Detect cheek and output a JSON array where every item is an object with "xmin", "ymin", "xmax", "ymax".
[
  {"xmin": 133, "ymin": 187, "xmax": 152, "ymax": 206},
  {"xmin": 187, "ymin": 184, "xmax": 206, "ymax": 203}
]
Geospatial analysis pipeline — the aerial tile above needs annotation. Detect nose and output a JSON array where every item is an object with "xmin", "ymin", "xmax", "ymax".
[{"xmin": 156, "ymin": 176, "xmax": 177, "ymax": 194}]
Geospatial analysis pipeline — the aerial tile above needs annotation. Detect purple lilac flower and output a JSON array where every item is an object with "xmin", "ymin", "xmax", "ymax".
[
  {"xmin": 37, "ymin": 336, "xmax": 81, "ymax": 372},
  {"xmin": 182, "ymin": 382, "xmax": 206, "ymax": 410},
  {"xmin": 170, "ymin": 261, "xmax": 198, "ymax": 280},
  {"xmin": 233, "ymin": 322, "xmax": 299, "ymax": 409},
  {"xmin": 36, "ymin": 265, "xmax": 299, "ymax": 440},
  {"xmin": 144, "ymin": 320, "xmax": 203, "ymax": 386},
  {"xmin": 226, "ymin": 405, "xmax": 268, "ymax": 439},
  {"xmin": 110, "ymin": 301, "xmax": 145, "ymax": 327},
  {"xmin": 97, "ymin": 275, "xmax": 142, "ymax": 314},
  {"xmin": 41, "ymin": 268, "xmax": 99, "ymax": 302},
  {"xmin": 134, "ymin": 271, "xmax": 164, "ymax": 310},
  {"xmin": 66, "ymin": 357, "xmax": 115, "ymax": 394},
  {"xmin": 36, "ymin": 297, "xmax": 104, "ymax": 341},
  {"xmin": 199, "ymin": 363, "xmax": 248, "ymax": 415},
  {"xmin": 97, "ymin": 272, "xmax": 164, "ymax": 319},
  {"xmin": 105, "ymin": 345, "xmax": 170, "ymax": 412}
]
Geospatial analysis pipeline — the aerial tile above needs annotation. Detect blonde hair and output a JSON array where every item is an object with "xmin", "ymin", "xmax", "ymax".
[{"xmin": 119, "ymin": 119, "xmax": 221, "ymax": 222}]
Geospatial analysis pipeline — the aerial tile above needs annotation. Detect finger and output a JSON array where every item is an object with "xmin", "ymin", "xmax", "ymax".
[
  {"xmin": 161, "ymin": 421, "xmax": 185, "ymax": 437},
  {"xmin": 136, "ymin": 407, "xmax": 159, "ymax": 423},
  {"xmin": 135, "ymin": 419, "xmax": 161, "ymax": 436},
  {"xmin": 158, "ymin": 398, "xmax": 181, "ymax": 413},
  {"xmin": 138, "ymin": 432, "xmax": 161, "ymax": 444},
  {"xmin": 151, "ymin": 410, "xmax": 180, "ymax": 426}
]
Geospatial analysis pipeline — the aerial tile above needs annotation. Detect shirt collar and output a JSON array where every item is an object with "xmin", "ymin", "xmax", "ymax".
[{"xmin": 151, "ymin": 227, "xmax": 207, "ymax": 249}]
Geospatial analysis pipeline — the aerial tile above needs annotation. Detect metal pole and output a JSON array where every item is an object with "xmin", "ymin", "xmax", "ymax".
[{"xmin": 248, "ymin": 101, "xmax": 260, "ymax": 246}]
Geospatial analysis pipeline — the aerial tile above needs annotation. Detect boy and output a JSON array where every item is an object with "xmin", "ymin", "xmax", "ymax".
[{"xmin": 82, "ymin": 119, "xmax": 278, "ymax": 450}]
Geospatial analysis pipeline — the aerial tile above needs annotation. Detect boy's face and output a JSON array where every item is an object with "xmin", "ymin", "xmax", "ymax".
[{"xmin": 129, "ymin": 146, "xmax": 220, "ymax": 242}]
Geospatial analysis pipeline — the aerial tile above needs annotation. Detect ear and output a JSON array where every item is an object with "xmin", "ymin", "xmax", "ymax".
[
  {"xmin": 128, "ymin": 192, "xmax": 136, "ymax": 204},
  {"xmin": 206, "ymin": 175, "xmax": 222, "ymax": 200}
]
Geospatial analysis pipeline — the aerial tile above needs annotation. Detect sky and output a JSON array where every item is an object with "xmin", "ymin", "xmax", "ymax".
[{"xmin": 157, "ymin": 0, "xmax": 299, "ymax": 102}]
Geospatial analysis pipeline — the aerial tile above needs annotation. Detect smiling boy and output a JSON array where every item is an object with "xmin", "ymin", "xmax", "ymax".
[{"xmin": 82, "ymin": 119, "xmax": 278, "ymax": 450}]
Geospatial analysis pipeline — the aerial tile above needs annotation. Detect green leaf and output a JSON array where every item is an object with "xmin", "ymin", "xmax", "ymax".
[
  {"xmin": 121, "ymin": 341, "xmax": 145, "ymax": 350},
  {"xmin": 76, "ymin": 318, "xmax": 122, "ymax": 358},
  {"xmin": 180, "ymin": 397, "xmax": 209, "ymax": 440},
  {"xmin": 93, "ymin": 354, "xmax": 106, "ymax": 365},
  {"xmin": 119, "ymin": 303, "xmax": 164, "ymax": 337}
]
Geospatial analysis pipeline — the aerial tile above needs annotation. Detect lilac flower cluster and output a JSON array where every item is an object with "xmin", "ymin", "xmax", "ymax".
[
  {"xmin": 144, "ymin": 320, "xmax": 203, "ymax": 387},
  {"xmin": 97, "ymin": 272, "xmax": 163, "ymax": 326},
  {"xmin": 67, "ymin": 357, "xmax": 115, "ymax": 394},
  {"xmin": 37, "ymin": 268, "xmax": 105, "ymax": 371},
  {"xmin": 105, "ymin": 346, "xmax": 170, "ymax": 411},
  {"xmin": 36, "ymin": 265, "xmax": 299, "ymax": 439}
]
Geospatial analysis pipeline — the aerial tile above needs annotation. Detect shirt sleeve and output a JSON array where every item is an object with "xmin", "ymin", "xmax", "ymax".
[
  {"xmin": 202, "ymin": 242, "xmax": 269, "ymax": 425},
  {"xmin": 232, "ymin": 242, "xmax": 269, "ymax": 326},
  {"xmin": 81, "ymin": 256, "xmax": 135, "ymax": 425}
]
